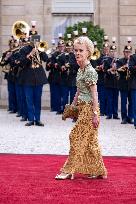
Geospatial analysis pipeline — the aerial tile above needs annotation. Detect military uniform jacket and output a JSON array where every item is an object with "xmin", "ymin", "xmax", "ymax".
[
  {"xmin": 116, "ymin": 57, "xmax": 129, "ymax": 91},
  {"xmin": 4, "ymin": 51, "xmax": 18, "ymax": 82},
  {"xmin": 104, "ymin": 57, "xmax": 118, "ymax": 89},
  {"xmin": 96, "ymin": 54, "xmax": 109, "ymax": 85},
  {"xmin": 18, "ymin": 45, "xmax": 48, "ymax": 86},
  {"xmin": 46, "ymin": 51, "xmax": 62, "ymax": 85},
  {"xmin": 128, "ymin": 54, "xmax": 136, "ymax": 89},
  {"xmin": 59, "ymin": 52, "xmax": 79, "ymax": 87}
]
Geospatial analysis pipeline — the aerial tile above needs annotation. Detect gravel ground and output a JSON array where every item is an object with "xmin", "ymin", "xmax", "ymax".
[{"xmin": 0, "ymin": 109, "xmax": 136, "ymax": 156}]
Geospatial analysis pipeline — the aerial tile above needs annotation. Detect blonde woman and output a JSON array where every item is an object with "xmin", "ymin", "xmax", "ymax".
[{"xmin": 55, "ymin": 36, "xmax": 107, "ymax": 180}]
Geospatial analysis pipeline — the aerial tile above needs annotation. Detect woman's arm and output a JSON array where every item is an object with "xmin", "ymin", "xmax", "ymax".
[
  {"xmin": 90, "ymin": 84, "xmax": 98, "ymax": 113},
  {"xmin": 90, "ymin": 84, "xmax": 99, "ymax": 128}
]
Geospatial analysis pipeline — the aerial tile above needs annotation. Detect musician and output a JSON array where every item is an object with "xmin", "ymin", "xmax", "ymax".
[
  {"xmin": 59, "ymin": 40, "xmax": 79, "ymax": 112},
  {"xmin": 103, "ymin": 44, "xmax": 120, "ymax": 119},
  {"xmin": 116, "ymin": 45, "xmax": 133, "ymax": 124},
  {"xmin": 46, "ymin": 42, "xmax": 57, "ymax": 112},
  {"xmin": 1, "ymin": 38, "xmax": 18, "ymax": 113},
  {"xmin": 128, "ymin": 52, "xmax": 136, "ymax": 129},
  {"xmin": 96, "ymin": 42, "xmax": 110, "ymax": 116},
  {"xmin": 47, "ymin": 40, "xmax": 65, "ymax": 114},
  {"xmin": 18, "ymin": 41, "xmax": 48, "ymax": 126}
]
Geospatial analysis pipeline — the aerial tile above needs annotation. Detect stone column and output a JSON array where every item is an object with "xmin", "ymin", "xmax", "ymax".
[
  {"xmin": 119, "ymin": 0, "xmax": 136, "ymax": 55},
  {"xmin": 97, "ymin": 0, "xmax": 119, "ymax": 51}
]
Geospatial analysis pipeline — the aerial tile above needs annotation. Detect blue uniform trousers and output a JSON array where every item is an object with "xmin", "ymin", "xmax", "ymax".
[
  {"xmin": 97, "ymin": 84, "xmax": 107, "ymax": 115},
  {"xmin": 53, "ymin": 84, "xmax": 62, "ymax": 112},
  {"xmin": 106, "ymin": 88, "xmax": 119, "ymax": 118},
  {"xmin": 131, "ymin": 89, "xmax": 136, "ymax": 126},
  {"xmin": 24, "ymin": 85, "xmax": 43, "ymax": 122},
  {"xmin": 15, "ymin": 83, "xmax": 23, "ymax": 115},
  {"xmin": 7, "ymin": 80, "xmax": 17, "ymax": 112},
  {"xmin": 61, "ymin": 86, "xmax": 77, "ymax": 112},
  {"xmin": 21, "ymin": 85, "xmax": 28, "ymax": 119},
  {"xmin": 49, "ymin": 83, "xmax": 58, "ymax": 111},
  {"xmin": 120, "ymin": 90, "xmax": 133, "ymax": 121}
]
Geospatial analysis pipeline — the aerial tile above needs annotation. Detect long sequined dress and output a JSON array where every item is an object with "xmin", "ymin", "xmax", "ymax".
[{"xmin": 61, "ymin": 64, "xmax": 107, "ymax": 177}]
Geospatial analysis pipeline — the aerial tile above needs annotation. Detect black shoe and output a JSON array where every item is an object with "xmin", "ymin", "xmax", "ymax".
[
  {"xmin": 9, "ymin": 111, "xmax": 16, "ymax": 114},
  {"xmin": 113, "ymin": 116, "xmax": 120, "ymax": 119},
  {"xmin": 16, "ymin": 114, "xmax": 21, "ymax": 117},
  {"xmin": 25, "ymin": 121, "xmax": 34, "ymax": 126},
  {"xmin": 35, "ymin": 121, "xmax": 44, "ymax": 126},
  {"xmin": 106, "ymin": 116, "xmax": 112, "ymax": 119},
  {"xmin": 121, "ymin": 119, "xmax": 127, "ymax": 124},
  {"xmin": 20, "ymin": 118, "xmax": 27, "ymax": 122},
  {"xmin": 56, "ymin": 111, "xmax": 63, "ymax": 115},
  {"xmin": 127, "ymin": 118, "xmax": 134, "ymax": 124}
]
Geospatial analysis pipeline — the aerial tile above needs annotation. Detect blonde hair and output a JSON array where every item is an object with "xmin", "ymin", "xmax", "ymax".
[{"xmin": 74, "ymin": 36, "xmax": 94, "ymax": 59}]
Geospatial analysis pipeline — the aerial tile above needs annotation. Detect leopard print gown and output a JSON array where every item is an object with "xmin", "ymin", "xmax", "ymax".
[
  {"xmin": 60, "ymin": 64, "xmax": 107, "ymax": 177},
  {"xmin": 61, "ymin": 102, "xmax": 107, "ymax": 176}
]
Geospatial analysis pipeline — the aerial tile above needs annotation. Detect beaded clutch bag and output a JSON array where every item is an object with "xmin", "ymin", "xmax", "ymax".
[{"xmin": 62, "ymin": 104, "xmax": 79, "ymax": 121}]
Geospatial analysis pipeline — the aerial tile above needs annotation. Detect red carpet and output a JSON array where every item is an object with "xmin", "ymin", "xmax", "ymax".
[{"xmin": 0, "ymin": 155, "xmax": 136, "ymax": 204}]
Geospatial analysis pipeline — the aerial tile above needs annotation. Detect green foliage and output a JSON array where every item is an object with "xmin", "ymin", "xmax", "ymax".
[{"xmin": 64, "ymin": 21, "xmax": 105, "ymax": 50}]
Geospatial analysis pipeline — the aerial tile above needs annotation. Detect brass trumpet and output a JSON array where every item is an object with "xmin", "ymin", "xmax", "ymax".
[
  {"xmin": 38, "ymin": 41, "xmax": 48, "ymax": 52},
  {"xmin": 91, "ymin": 48, "xmax": 100, "ymax": 60}
]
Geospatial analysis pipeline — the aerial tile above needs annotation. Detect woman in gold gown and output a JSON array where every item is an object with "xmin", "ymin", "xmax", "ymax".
[{"xmin": 55, "ymin": 36, "xmax": 107, "ymax": 180}]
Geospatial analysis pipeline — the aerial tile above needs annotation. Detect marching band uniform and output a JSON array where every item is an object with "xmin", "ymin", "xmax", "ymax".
[
  {"xmin": 46, "ymin": 49, "xmax": 62, "ymax": 113},
  {"xmin": 103, "ymin": 45, "xmax": 119, "ymax": 119},
  {"xmin": 95, "ymin": 38, "xmax": 110, "ymax": 116},
  {"xmin": 59, "ymin": 41, "xmax": 79, "ymax": 112},
  {"xmin": 47, "ymin": 40, "xmax": 65, "ymax": 114},
  {"xmin": 116, "ymin": 45, "xmax": 133, "ymax": 124},
  {"xmin": 2, "ymin": 46, "xmax": 17, "ymax": 113},
  {"xmin": 18, "ymin": 43, "xmax": 48, "ymax": 126},
  {"xmin": 96, "ymin": 53, "xmax": 109, "ymax": 116},
  {"xmin": 128, "ymin": 53, "xmax": 136, "ymax": 129}
]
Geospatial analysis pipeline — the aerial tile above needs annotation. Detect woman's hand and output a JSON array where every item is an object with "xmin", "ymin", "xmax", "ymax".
[{"xmin": 92, "ymin": 114, "xmax": 99, "ymax": 128}]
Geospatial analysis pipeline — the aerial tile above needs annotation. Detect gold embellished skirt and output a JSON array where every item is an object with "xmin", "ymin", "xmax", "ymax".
[{"xmin": 61, "ymin": 101, "xmax": 107, "ymax": 176}]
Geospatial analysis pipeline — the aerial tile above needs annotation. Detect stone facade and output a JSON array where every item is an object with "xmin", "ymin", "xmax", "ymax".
[{"xmin": 0, "ymin": 0, "xmax": 136, "ymax": 108}]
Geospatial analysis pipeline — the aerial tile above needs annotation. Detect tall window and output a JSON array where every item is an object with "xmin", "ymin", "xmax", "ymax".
[{"xmin": 52, "ymin": 0, "xmax": 94, "ymax": 40}]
